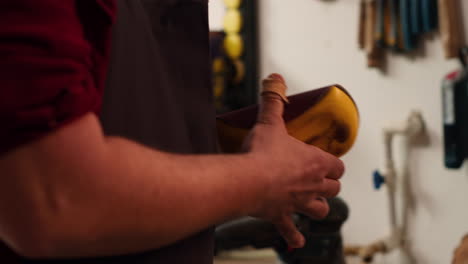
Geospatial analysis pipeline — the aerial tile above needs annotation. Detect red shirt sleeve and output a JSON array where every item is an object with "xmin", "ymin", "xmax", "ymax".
[{"xmin": 0, "ymin": 0, "xmax": 116, "ymax": 154}]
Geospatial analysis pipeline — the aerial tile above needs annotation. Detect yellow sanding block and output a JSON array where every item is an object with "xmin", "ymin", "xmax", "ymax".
[{"xmin": 216, "ymin": 85, "xmax": 359, "ymax": 157}]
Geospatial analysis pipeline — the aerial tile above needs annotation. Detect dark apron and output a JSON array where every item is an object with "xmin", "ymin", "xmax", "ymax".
[
  {"xmin": 102, "ymin": 0, "xmax": 217, "ymax": 154},
  {"xmin": 100, "ymin": 0, "xmax": 217, "ymax": 263},
  {"xmin": 5, "ymin": 1, "xmax": 216, "ymax": 263}
]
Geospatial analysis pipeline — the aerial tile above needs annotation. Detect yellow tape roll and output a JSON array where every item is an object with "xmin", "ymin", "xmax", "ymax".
[
  {"xmin": 224, "ymin": 0, "xmax": 242, "ymax": 9},
  {"xmin": 223, "ymin": 9, "xmax": 243, "ymax": 34},
  {"xmin": 224, "ymin": 34, "xmax": 244, "ymax": 59}
]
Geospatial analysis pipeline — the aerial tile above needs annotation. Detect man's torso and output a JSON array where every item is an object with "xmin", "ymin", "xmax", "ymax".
[{"xmin": 1, "ymin": 0, "xmax": 217, "ymax": 263}]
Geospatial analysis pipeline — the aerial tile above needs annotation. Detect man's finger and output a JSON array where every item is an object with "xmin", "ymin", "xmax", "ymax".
[
  {"xmin": 257, "ymin": 73, "xmax": 288, "ymax": 126},
  {"xmin": 274, "ymin": 215, "xmax": 305, "ymax": 249},
  {"xmin": 321, "ymin": 151, "xmax": 345, "ymax": 180},
  {"xmin": 293, "ymin": 178, "xmax": 341, "ymax": 200},
  {"xmin": 296, "ymin": 197, "xmax": 330, "ymax": 220},
  {"xmin": 317, "ymin": 179, "xmax": 341, "ymax": 198}
]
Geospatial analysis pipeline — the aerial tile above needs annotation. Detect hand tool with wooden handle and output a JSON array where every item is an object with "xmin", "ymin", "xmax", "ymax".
[
  {"xmin": 410, "ymin": 0, "xmax": 422, "ymax": 35},
  {"xmin": 375, "ymin": 0, "xmax": 386, "ymax": 47},
  {"xmin": 421, "ymin": 0, "xmax": 438, "ymax": 33},
  {"xmin": 400, "ymin": 0, "xmax": 415, "ymax": 51},
  {"xmin": 438, "ymin": 0, "xmax": 464, "ymax": 58}
]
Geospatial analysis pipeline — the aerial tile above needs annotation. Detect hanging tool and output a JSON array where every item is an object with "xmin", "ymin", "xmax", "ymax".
[
  {"xmin": 421, "ymin": 0, "xmax": 438, "ymax": 33},
  {"xmin": 358, "ymin": 0, "xmax": 466, "ymax": 67},
  {"xmin": 388, "ymin": 0, "xmax": 401, "ymax": 50},
  {"xmin": 375, "ymin": 0, "xmax": 386, "ymax": 47},
  {"xmin": 359, "ymin": 0, "xmax": 367, "ymax": 49},
  {"xmin": 410, "ymin": 0, "xmax": 422, "ymax": 36},
  {"xmin": 366, "ymin": 0, "xmax": 377, "ymax": 51},
  {"xmin": 400, "ymin": 0, "xmax": 415, "ymax": 51},
  {"xmin": 438, "ymin": 0, "xmax": 465, "ymax": 58},
  {"xmin": 442, "ymin": 47, "xmax": 468, "ymax": 169},
  {"xmin": 366, "ymin": 0, "xmax": 384, "ymax": 67},
  {"xmin": 380, "ymin": 0, "xmax": 402, "ymax": 51}
]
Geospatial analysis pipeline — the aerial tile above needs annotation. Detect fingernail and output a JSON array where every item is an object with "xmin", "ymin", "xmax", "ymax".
[
  {"xmin": 268, "ymin": 73, "xmax": 285, "ymax": 83},
  {"xmin": 316, "ymin": 197, "xmax": 326, "ymax": 202},
  {"xmin": 299, "ymin": 236, "xmax": 306, "ymax": 248},
  {"xmin": 292, "ymin": 237, "xmax": 305, "ymax": 249}
]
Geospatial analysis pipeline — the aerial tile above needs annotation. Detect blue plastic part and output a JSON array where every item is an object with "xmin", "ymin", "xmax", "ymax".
[{"xmin": 373, "ymin": 170, "xmax": 386, "ymax": 190}]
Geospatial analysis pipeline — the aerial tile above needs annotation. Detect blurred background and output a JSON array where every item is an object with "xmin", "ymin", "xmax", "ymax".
[{"xmin": 209, "ymin": 0, "xmax": 468, "ymax": 263}]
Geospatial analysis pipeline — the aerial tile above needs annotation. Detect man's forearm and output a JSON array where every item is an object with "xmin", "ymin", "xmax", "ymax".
[{"xmin": 0, "ymin": 113, "xmax": 267, "ymax": 258}]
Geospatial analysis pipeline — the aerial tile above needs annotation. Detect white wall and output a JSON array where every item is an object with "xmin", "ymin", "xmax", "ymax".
[
  {"xmin": 209, "ymin": 0, "xmax": 468, "ymax": 263},
  {"xmin": 209, "ymin": 0, "xmax": 226, "ymax": 31},
  {"xmin": 259, "ymin": 1, "xmax": 468, "ymax": 263}
]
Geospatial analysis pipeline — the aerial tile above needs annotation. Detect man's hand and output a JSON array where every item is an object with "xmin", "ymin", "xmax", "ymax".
[
  {"xmin": 243, "ymin": 74, "xmax": 345, "ymax": 248},
  {"xmin": 0, "ymin": 72, "xmax": 343, "ymax": 258}
]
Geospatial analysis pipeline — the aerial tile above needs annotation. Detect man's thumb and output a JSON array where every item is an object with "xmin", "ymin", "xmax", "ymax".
[{"xmin": 257, "ymin": 73, "xmax": 289, "ymax": 126}]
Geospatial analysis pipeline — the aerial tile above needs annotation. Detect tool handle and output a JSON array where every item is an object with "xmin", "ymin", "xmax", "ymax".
[
  {"xmin": 375, "ymin": 0, "xmax": 386, "ymax": 47},
  {"xmin": 400, "ymin": 0, "xmax": 415, "ymax": 51}
]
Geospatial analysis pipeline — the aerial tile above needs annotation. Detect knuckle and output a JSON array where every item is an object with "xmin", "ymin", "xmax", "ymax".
[
  {"xmin": 316, "ymin": 202, "xmax": 330, "ymax": 219},
  {"xmin": 262, "ymin": 93, "xmax": 283, "ymax": 102},
  {"xmin": 315, "ymin": 205, "xmax": 330, "ymax": 219},
  {"xmin": 328, "ymin": 181, "xmax": 341, "ymax": 197},
  {"xmin": 311, "ymin": 154, "xmax": 327, "ymax": 171},
  {"xmin": 336, "ymin": 159, "xmax": 345, "ymax": 177},
  {"xmin": 305, "ymin": 162, "xmax": 326, "ymax": 181},
  {"xmin": 258, "ymin": 113, "xmax": 282, "ymax": 126},
  {"xmin": 334, "ymin": 180, "xmax": 341, "ymax": 195},
  {"xmin": 319, "ymin": 180, "xmax": 341, "ymax": 197},
  {"xmin": 305, "ymin": 199, "xmax": 329, "ymax": 219},
  {"xmin": 310, "ymin": 160, "xmax": 324, "ymax": 172}
]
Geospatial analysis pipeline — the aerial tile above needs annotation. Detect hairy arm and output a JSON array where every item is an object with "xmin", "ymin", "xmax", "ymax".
[
  {"xmin": 0, "ymin": 113, "xmax": 266, "ymax": 258},
  {"xmin": 0, "ymin": 2, "xmax": 344, "ymax": 258},
  {"xmin": 0, "ymin": 1, "xmax": 266, "ymax": 258}
]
